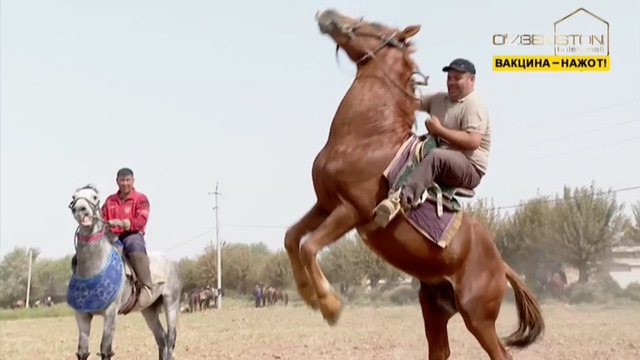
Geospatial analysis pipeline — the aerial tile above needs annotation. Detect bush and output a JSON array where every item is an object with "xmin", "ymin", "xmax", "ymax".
[
  {"xmin": 622, "ymin": 283, "xmax": 640, "ymax": 302},
  {"xmin": 564, "ymin": 272, "xmax": 625, "ymax": 304},
  {"xmin": 0, "ymin": 304, "xmax": 74, "ymax": 321},
  {"xmin": 384, "ymin": 286, "xmax": 417, "ymax": 305},
  {"xmin": 565, "ymin": 281, "xmax": 614, "ymax": 304}
]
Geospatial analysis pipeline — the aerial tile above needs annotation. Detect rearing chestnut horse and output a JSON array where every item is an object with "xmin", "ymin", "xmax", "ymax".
[{"xmin": 284, "ymin": 9, "xmax": 544, "ymax": 360}]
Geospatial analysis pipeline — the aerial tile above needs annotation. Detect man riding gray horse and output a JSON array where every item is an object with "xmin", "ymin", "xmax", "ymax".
[
  {"xmin": 67, "ymin": 183, "xmax": 182, "ymax": 360},
  {"xmin": 72, "ymin": 167, "xmax": 154, "ymax": 307}
]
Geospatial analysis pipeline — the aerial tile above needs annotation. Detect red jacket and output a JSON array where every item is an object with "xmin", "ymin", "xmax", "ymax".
[{"xmin": 101, "ymin": 188, "xmax": 150, "ymax": 234}]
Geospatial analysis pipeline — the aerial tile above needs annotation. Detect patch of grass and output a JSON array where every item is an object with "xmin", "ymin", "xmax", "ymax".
[
  {"xmin": 0, "ymin": 304, "xmax": 75, "ymax": 321},
  {"xmin": 3, "ymin": 303, "xmax": 640, "ymax": 359}
]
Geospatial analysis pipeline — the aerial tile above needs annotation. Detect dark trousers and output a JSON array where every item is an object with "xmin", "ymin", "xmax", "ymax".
[
  {"xmin": 71, "ymin": 232, "xmax": 147, "ymax": 269},
  {"xmin": 118, "ymin": 232, "xmax": 147, "ymax": 254},
  {"xmin": 401, "ymin": 148, "xmax": 482, "ymax": 206},
  {"xmin": 413, "ymin": 148, "xmax": 482, "ymax": 190}
]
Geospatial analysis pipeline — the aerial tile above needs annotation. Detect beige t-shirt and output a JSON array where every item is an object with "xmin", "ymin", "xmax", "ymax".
[{"xmin": 419, "ymin": 91, "xmax": 491, "ymax": 174}]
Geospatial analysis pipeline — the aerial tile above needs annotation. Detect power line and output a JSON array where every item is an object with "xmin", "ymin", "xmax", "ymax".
[
  {"xmin": 163, "ymin": 185, "xmax": 640, "ymax": 251},
  {"xmin": 164, "ymin": 227, "xmax": 216, "ymax": 252},
  {"xmin": 527, "ymin": 134, "xmax": 640, "ymax": 160},
  {"xmin": 495, "ymin": 185, "xmax": 640, "ymax": 211},
  {"xmin": 161, "ymin": 224, "xmax": 288, "ymax": 253},
  {"xmin": 517, "ymin": 118, "xmax": 640, "ymax": 149},
  {"xmin": 503, "ymin": 97, "xmax": 640, "ymax": 132}
]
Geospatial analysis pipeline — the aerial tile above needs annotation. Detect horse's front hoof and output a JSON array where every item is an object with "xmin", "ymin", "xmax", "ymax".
[
  {"xmin": 319, "ymin": 291, "xmax": 342, "ymax": 326},
  {"xmin": 298, "ymin": 283, "xmax": 319, "ymax": 310}
]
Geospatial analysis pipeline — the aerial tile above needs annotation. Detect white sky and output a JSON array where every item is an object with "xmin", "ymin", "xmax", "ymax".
[{"xmin": 1, "ymin": 0, "xmax": 639, "ymax": 260}]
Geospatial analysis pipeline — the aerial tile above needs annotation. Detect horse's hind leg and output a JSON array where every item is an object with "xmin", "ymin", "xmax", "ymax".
[
  {"xmin": 419, "ymin": 282, "xmax": 456, "ymax": 360},
  {"xmin": 163, "ymin": 295, "xmax": 180, "ymax": 359},
  {"xmin": 75, "ymin": 312, "xmax": 93, "ymax": 360},
  {"xmin": 299, "ymin": 203, "xmax": 358, "ymax": 325},
  {"xmin": 284, "ymin": 203, "xmax": 328, "ymax": 309},
  {"xmin": 142, "ymin": 304, "xmax": 169, "ymax": 360},
  {"xmin": 457, "ymin": 265, "xmax": 511, "ymax": 360}
]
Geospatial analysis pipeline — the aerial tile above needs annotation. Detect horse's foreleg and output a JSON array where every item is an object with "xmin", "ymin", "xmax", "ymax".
[
  {"xmin": 75, "ymin": 312, "xmax": 93, "ymax": 360},
  {"xmin": 142, "ymin": 305, "xmax": 168, "ymax": 360},
  {"xmin": 284, "ymin": 203, "xmax": 328, "ymax": 309},
  {"xmin": 99, "ymin": 306, "xmax": 118, "ymax": 359},
  {"xmin": 299, "ymin": 203, "xmax": 357, "ymax": 325}
]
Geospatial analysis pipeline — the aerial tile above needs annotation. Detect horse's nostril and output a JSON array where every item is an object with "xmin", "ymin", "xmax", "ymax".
[{"xmin": 79, "ymin": 207, "xmax": 86, "ymax": 212}]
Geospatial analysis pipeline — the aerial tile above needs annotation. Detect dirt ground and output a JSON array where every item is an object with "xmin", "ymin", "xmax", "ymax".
[{"xmin": 2, "ymin": 301, "xmax": 640, "ymax": 360}]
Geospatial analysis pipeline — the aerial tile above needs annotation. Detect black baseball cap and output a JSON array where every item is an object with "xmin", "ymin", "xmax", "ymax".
[{"xmin": 442, "ymin": 58, "xmax": 476, "ymax": 75}]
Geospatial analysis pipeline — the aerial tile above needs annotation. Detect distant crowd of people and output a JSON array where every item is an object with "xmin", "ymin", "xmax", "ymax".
[{"xmin": 254, "ymin": 284, "xmax": 288, "ymax": 307}]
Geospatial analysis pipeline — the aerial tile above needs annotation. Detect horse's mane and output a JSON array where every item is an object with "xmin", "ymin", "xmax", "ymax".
[
  {"xmin": 75, "ymin": 183, "xmax": 99, "ymax": 195},
  {"xmin": 397, "ymin": 41, "xmax": 421, "ymax": 128}
]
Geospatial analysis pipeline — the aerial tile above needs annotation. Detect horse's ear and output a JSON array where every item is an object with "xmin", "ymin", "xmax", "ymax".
[
  {"xmin": 86, "ymin": 183, "xmax": 99, "ymax": 195},
  {"xmin": 399, "ymin": 25, "xmax": 420, "ymax": 41}
]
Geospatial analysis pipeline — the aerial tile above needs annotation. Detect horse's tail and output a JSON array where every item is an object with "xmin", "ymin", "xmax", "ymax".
[{"xmin": 503, "ymin": 262, "xmax": 545, "ymax": 348}]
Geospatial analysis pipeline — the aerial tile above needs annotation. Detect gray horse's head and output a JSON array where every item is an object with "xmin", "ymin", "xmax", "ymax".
[{"xmin": 69, "ymin": 184, "xmax": 102, "ymax": 228}]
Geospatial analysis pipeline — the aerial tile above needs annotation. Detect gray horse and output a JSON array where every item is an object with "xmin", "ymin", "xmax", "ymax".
[{"xmin": 67, "ymin": 184, "xmax": 183, "ymax": 360}]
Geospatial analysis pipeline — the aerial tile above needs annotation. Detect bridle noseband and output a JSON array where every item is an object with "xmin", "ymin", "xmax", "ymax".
[
  {"xmin": 68, "ymin": 187, "xmax": 106, "ymax": 250},
  {"xmin": 337, "ymin": 18, "xmax": 429, "ymax": 100}
]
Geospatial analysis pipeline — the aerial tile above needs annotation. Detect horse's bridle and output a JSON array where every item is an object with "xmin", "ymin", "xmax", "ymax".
[
  {"xmin": 337, "ymin": 18, "xmax": 429, "ymax": 101},
  {"xmin": 68, "ymin": 186, "xmax": 106, "ymax": 250}
]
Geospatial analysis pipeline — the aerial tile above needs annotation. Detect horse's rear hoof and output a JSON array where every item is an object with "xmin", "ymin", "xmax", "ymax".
[{"xmin": 319, "ymin": 291, "xmax": 342, "ymax": 326}]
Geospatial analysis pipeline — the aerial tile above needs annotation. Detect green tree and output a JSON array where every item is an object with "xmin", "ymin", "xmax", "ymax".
[
  {"xmin": 351, "ymin": 234, "xmax": 404, "ymax": 289},
  {"xmin": 498, "ymin": 196, "xmax": 556, "ymax": 282},
  {"xmin": 261, "ymin": 250, "xmax": 293, "ymax": 289},
  {"xmin": 0, "ymin": 247, "xmax": 40, "ymax": 306},
  {"xmin": 464, "ymin": 197, "xmax": 502, "ymax": 237},
  {"xmin": 551, "ymin": 184, "xmax": 626, "ymax": 283},
  {"xmin": 178, "ymin": 257, "xmax": 199, "ymax": 292},
  {"xmin": 320, "ymin": 232, "xmax": 404, "ymax": 289},
  {"xmin": 31, "ymin": 255, "xmax": 72, "ymax": 301},
  {"xmin": 319, "ymin": 234, "xmax": 362, "ymax": 287},
  {"xmin": 621, "ymin": 201, "xmax": 640, "ymax": 246},
  {"xmin": 196, "ymin": 242, "xmax": 272, "ymax": 293}
]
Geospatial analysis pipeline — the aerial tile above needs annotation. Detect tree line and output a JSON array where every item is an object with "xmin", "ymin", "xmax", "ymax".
[{"xmin": 1, "ymin": 183, "xmax": 639, "ymax": 308}]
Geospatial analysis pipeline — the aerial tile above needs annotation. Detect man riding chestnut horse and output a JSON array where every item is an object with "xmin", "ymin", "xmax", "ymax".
[
  {"xmin": 284, "ymin": 9, "xmax": 544, "ymax": 360},
  {"xmin": 396, "ymin": 57, "xmax": 491, "ymax": 214}
]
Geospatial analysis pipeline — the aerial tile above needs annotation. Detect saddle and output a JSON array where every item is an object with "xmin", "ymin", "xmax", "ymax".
[
  {"xmin": 423, "ymin": 183, "xmax": 475, "ymax": 216},
  {"xmin": 373, "ymin": 134, "xmax": 476, "ymax": 227}
]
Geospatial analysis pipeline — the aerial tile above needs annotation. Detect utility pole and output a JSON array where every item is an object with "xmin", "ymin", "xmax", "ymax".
[
  {"xmin": 208, "ymin": 182, "xmax": 222, "ymax": 309},
  {"xmin": 26, "ymin": 249, "xmax": 33, "ymax": 308}
]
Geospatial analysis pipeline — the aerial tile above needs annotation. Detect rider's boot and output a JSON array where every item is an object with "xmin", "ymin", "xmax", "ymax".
[
  {"xmin": 373, "ymin": 190, "xmax": 403, "ymax": 227},
  {"xmin": 128, "ymin": 252, "xmax": 155, "ymax": 308}
]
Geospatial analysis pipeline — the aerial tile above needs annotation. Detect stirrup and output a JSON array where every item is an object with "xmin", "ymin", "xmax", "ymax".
[
  {"xmin": 373, "ymin": 190, "xmax": 402, "ymax": 227},
  {"xmin": 136, "ymin": 285, "xmax": 154, "ymax": 307},
  {"xmin": 421, "ymin": 183, "xmax": 444, "ymax": 218}
]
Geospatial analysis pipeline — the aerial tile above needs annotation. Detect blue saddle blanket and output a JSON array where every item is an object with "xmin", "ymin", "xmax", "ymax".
[{"xmin": 67, "ymin": 246, "xmax": 125, "ymax": 312}]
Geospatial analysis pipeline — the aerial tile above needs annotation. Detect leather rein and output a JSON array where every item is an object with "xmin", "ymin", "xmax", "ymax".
[{"xmin": 337, "ymin": 18, "xmax": 429, "ymax": 101}]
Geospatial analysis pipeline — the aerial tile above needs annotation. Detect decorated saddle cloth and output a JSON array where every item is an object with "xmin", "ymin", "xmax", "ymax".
[
  {"xmin": 381, "ymin": 134, "xmax": 475, "ymax": 248},
  {"xmin": 67, "ymin": 245, "xmax": 125, "ymax": 312}
]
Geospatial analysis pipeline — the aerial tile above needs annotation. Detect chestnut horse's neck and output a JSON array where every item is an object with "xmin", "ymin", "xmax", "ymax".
[{"xmin": 327, "ymin": 48, "xmax": 419, "ymax": 147}]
